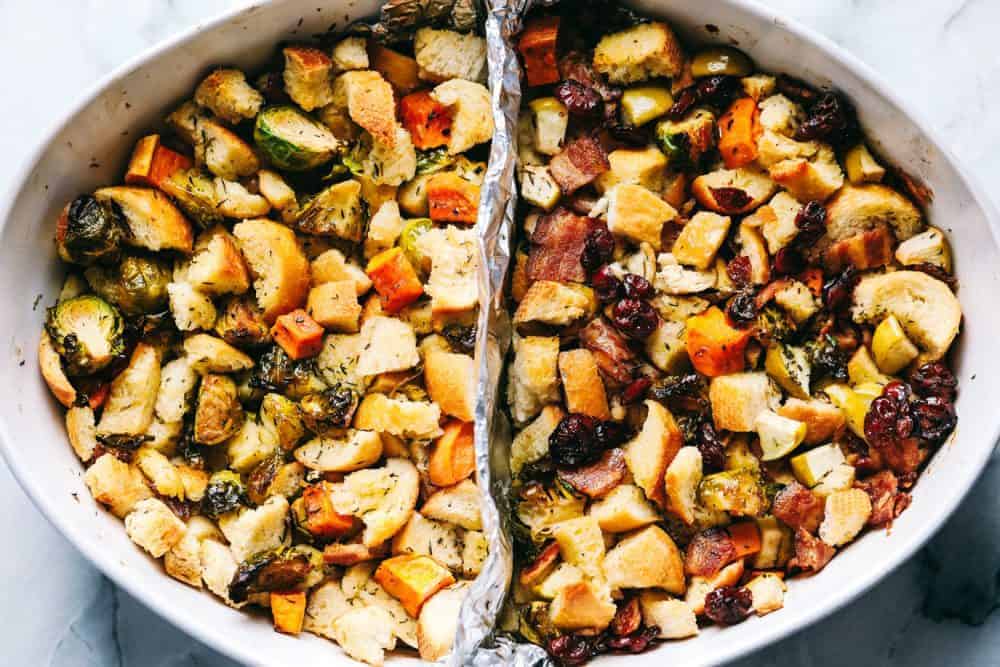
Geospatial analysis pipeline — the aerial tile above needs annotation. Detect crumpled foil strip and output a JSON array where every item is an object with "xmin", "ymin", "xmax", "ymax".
[{"xmin": 451, "ymin": 1, "xmax": 553, "ymax": 665}]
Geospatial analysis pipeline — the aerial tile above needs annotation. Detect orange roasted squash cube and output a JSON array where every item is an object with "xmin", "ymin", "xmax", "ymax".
[
  {"xmin": 685, "ymin": 306, "xmax": 751, "ymax": 377},
  {"xmin": 427, "ymin": 172, "xmax": 480, "ymax": 223},
  {"xmin": 718, "ymin": 98, "xmax": 761, "ymax": 169},
  {"xmin": 428, "ymin": 419, "xmax": 476, "ymax": 487},
  {"xmin": 374, "ymin": 554, "xmax": 456, "ymax": 617},
  {"xmin": 271, "ymin": 590, "xmax": 307, "ymax": 635},
  {"xmin": 518, "ymin": 16, "xmax": 561, "ymax": 87},
  {"xmin": 125, "ymin": 134, "xmax": 192, "ymax": 188},
  {"xmin": 369, "ymin": 43, "xmax": 421, "ymax": 95},
  {"xmin": 366, "ymin": 247, "xmax": 424, "ymax": 314},
  {"xmin": 292, "ymin": 483, "xmax": 354, "ymax": 539},
  {"xmin": 271, "ymin": 309, "xmax": 325, "ymax": 359},
  {"xmin": 400, "ymin": 90, "xmax": 453, "ymax": 150}
]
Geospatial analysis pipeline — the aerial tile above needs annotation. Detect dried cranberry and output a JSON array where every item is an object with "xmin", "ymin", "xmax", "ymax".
[
  {"xmin": 795, "ymin": 200, "xmax": 827, "ymax": 246},
  {"xmin": 592, "ymin": 266, "xmax": 623, "ymax": 303},
  {"xmin": 795, "ymin": 91, "xmax": 858, "ymax": 146},
  {"xmin": 726, "ymin": 290, "xmax": 759, "ymax": 328},
  {"xmin": 549, "ymin": 414, "xmax": 601, "ymax": 467},
  {"xmin": 555, "ymin": 80, "xmax": 603, "ymax": 117},
  {"xmin": 910, "ymin": 262, "xmax": 958, "ymax": 290},
  {"xmin": 621, "ymin": 273, "xmax": 653, "ymax": 300},
  {"xmin": 594, "ymin": 420, "xmax": 629, "ymax": 449},
  {"xmin": 864, "ymin": 381, "xmax": 915, "ymax": 450},
  {"xmin": 621, "ymin": 377, "xmax": 651, "ymax": 404},
  {"xmin": 709, "ymin": 187, "xmax": 751, "ymax": 211},
  {"xmin": 822, "ymin": 266, "xmax": 859, "ymax": 310},
  {"xmin": 776, "ymin": 74, "xmax": 819, "ymax": 104},
  {"xmin": 606, "ymin": 122, "xmax": 651, "ymax": 147},
  {"xmin": 704, "ymin": 586, "xmax": 753, "ymax": 626},
  {"xmin": 696, "ymin": 421, "xmax": 727, "ymax": 471},
  {"xmin": 548, "ymin": 634, "xmax": 595, "ymax": 666},
  {"xmin": 914, "ymin": 396, "xmax": 956, "ymax": 444},
  {"xmin": 773, "ymin": 246, "xmax": 805, "ymax": 276},
  {"xmin": 611, "ymin": 299, "xmax": 659, "ymax": 339},
  {"xmin": 909, "ymin": 362, "xmax": 958, "ymax": 401},
  {"xmin": 695, "ymin": 75, "xmax": 742, "ymax": 109},
  {"xmin": 667, "ymin": 87, "xmax": 700, "ymax": 120},
  {"xmin": 606, "ymin": 626, "xmax": 659, "ymax": 654},
  {"xmin": 727, "ymin": 255, "xmax": 753, "ymax": 287},
  {"xmin": 582, "ymin": 228, "xmax": 616, "ymax": 272}
]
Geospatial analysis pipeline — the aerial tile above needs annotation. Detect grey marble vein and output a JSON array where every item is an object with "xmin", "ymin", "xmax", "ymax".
[{"xmin": 2, "ymin": 0, "xmax": 1000, "ymax": 665}]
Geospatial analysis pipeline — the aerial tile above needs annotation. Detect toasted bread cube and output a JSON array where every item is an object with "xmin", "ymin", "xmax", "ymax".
[
  {"xmin": 672, "ymin": 211, "xmax": 731, "ymax": 270},
  {"xmin": 510, "ymin": 405, "xmax": 563, "ymax": 475},
  {"xmin": 354, "ymin": 393, "xmax": 442, "ymax": 440},
  {"xmin": 200, "ymin": 540, "xmax": 243, "ymax": 607},
  {"xmin": 194, "ymin": 68, "xmax": 263, "ymax": 124},
  {"xmin": 134, "ymin": 446, "xmax": 184, "ymax": 498},
  {"xmin": 685, "ymin": 559, "xmax": 745, "ymax": 615},
  {"xmin": 756, "ymin": 191, "xmax": 802, "ymax": 254},
  {"xmin": 593, "ymin": 22, "xmax": 686, "ymax": 85},
  {"xmin": 774, "ymin": 280, "xmax": 819, "ymax": 324},
  {"xmin": 778, "ymin": 398, "xmax": 845, "ymax": 445},
  {"xmin": 307, "ymin": 281, "xmax": 362, "ymax": 333},
  {"xmin": 624, "ymin": 400, "xmax": 682, "ymax": 506},
  {"xmin": 370, "ymin": 44, "xmax": 421, "ymax": 95},
  {"xmin": 311, "ymin": 248, "xmax": 372, "ymax": 296},
  {"xmin": 257, "ymin": 169, "xmax": 298, "ymax": 221},
  {"xmin": 710, "ymin": 372, "xmax": 780, "ymax": 432},
  {"xmin": 94, "ymin": 186, "xmax": 193, "ymax": 254},
  {"xmin": 417, "ymin": 584, "xmax": 467, "ymax": 661},
  {"xmin": 331, "ymin": 606, "xmax": 397, "ymax": 666},
  {"xmin": 462, "ymin": 531, "xmax": 487, "ymax": 577},
  {"xmin": 97, "ymin": 343, "xmax": 161, "ymax": 438},
  {"xmin": 183, "ymin": 333, "xmax": 254, "ymax": 374},
  {"xmin": 513, "ymin": 281, "xmax": 596, "ymax": 329},
  {"xmin": 558, "ymin": 349, "xmax": 609, "ymax": 419},
  {"xmin": 331, "ymin": 36, "xmax": 369, "ymax": 72},
  {"xmin": 588, "ymin": 484, "xmax": 660, "ymax": 533},
  {"xmin": 414, "ymin": 28, "xmax": 487, "ymax": 83},
  {"xmin": 639, "ymin": 591, "xmax": 699, "ymax": 639},
  {"xmin": 770, "ymin": 145, "xmax": 845, "ymax": 203},
  {"xmin": 550, "ymin": 516, "xmax": 605, "ymax": 576},
  {"xmin": 186, "ymin": 226, "xmax": 250, "ymax": 296},
  {"xmin": 271, "ymin": 591, "xmax": 307, "ymax": 635},
  {"xmin": 364, "ymin": 201, "xmax": 404, "ymax": 259},
  {"xmin": 124, "ymin": 498, "xmax": 186, "ymax": 558},
  {"xmin": 391, "ymin": 512, "xmax": 463, "ymax": 571},
  {"xmin": 356, "ymin": 315, "xmax": 420, "ymax": 376},
  {"xmin": 333, "ymin": 70, "xmax": 398, "ymax": 147},
  {"xmin": 431, "ymin": 79, "xmax": 494, "ymax": 155},
  {"xmin": 549, "ymin": 581, "xmax": 617, "ymax": 631},
  {"xmin": 424, "ymin": 351, "xmax": 476, "ymax": 422},
  {"xmin": 283, "ymin": 46, "xmax": 334, "ymax": 111},
  {"xmin": 39, "ymin": 331, "xmax": 77, "ymax": 408},
  {"xmin": 416, "ymin": 225, "xmax": 480, "ymax": 314},
  {"xmin": 606, "ymin": 183, "xmax": 678, "ymax": 250},
  {"xmin": 520, "ymin": 165, "xmax": 562, "ymax": 211},
  {"xmin": 218, "ymin": 495, "xmax": 289, "ymax": 562},
  {"xmin": 374, "ymin": 554, "xmax": 456, "ymax": 617},
  {"xmin": 595, "ymin": 146, "xmax": 668, "ymax": 194},
  {"xmin": 65, "ymin": 406, "xmax": 98, "ymax": 462},
  {"xmin": 164, "ymin": 516, "xmax": 222, "ymax": 587},
  {"xmin": 742, "ymin": 74, "xmax": 776, "ymax": 101},
  {"xmin": 745, "ymin": 573, "xmax": 786, "ymax": 615},
  {"xmin": 508, "ymin": 335, "xmax": 561, "ymax": 425},
  {"xmin": 819, "ymin": 488, "xmax": 872, "ymax": 547},
  {"xmin": 604, "ymin": 525, "xmax": 685, "ymax": 594},
  {"xmin": 645, "ymin": 319, "xmax": 688, "ymax": 374},
  {"xmin": 421, "ymin": 479, "xmax": 482, "ymax": 530},
  {"xmin": 303, "ymin": 579, "xmax": 352, "ymax": 638},
  {"xmin": 167, "ymin": 282, "xmax": 217, "ymax": 332},
  {"xmin": 233, "ymin": 218, "xmax": 311, "ymax": 323},
  {"xmin": 85, "ymin": 454, "xmax": 152, "ymax": 518},
  {"xmin": 664, "ymin": 446, "xmax": 703, "ymax": 525}
]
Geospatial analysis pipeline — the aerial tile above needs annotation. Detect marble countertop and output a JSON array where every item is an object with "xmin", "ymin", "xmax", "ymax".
[{"xmin": 2, "ymin": 0, "xmax": 999, "ymax": 665}]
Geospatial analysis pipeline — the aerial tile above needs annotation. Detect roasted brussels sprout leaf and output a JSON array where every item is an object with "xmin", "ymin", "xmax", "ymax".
[
  {"xmin": 415, "ymin": 147, "xmax": 456, "ymax": 175},
  {"xmin": 202, "ymin": 470, "xmax": 246, "ymax": 518},
  {"xmin": 57, "ymin": 195, "xmax": 124, "ymax": 266},
  {"xmin": 399, "ymin": 217, "xmax": 434, "ymax": 276},
  {"xmin": 249, "ymin": 346, "xmax": 325, "ymax": 398},
  {"xmin": 45, "ymin": 295, "xmax": 124, "ymax": 376},
  {"xmin": 229, "ymin": 551, "xmax": 311, "ymax": 603},
  {"xmin": 299, "ymin": 387, "xmax": 359, "ymax": 436},
  {"xmin": 254, "ymin": 106, "xmax": 340, "ymax": 172},
  {"xmin": 84, "ymin": 254, "xmax": 172, "ymax": 315}
]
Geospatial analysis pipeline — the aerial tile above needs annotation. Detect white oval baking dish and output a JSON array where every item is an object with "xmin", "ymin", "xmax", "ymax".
[{"xmin": 0, "ymin": 1, "xmax": 998, "ymax": 666}]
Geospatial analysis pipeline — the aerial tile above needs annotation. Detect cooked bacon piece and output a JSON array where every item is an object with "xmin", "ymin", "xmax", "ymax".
[
  {"xmin": 558, "ymin": 51, "xmax": 623, "ymax": 104},
  {"xmin": 548, "ymin": 135, "xmax": 611, "ymax": 195},
  {"xmin": 558, "ymin": 448, "xmax": 627, "ymax": 498},
  {"xmin": 879, "ymin": 436, "xmax": 924, "ymax": 475},
  {"xmin": 322, "ymin": 541, "xmax": 388, "ymax": 566},
  {"xmin": 519, "ymin": 541, "xmax": 561, "ymax": 586},
  {"xmin": 579, "ymin": 318, "xmax": 637, "ymax": 385},
  {"xmin": 788, "ymin": 527, "xmax": 836, "ymax": 573},
  {"xmin": 685, "ymin": 527, "xmax": 739, "ymax": 577},
  {"xmin": 526, "ymin": 208, "xmax": 597, "ymax": 283},
  {"xmin": 855, "ymin": 470, "xmax": 912, "ymax": 526},
  {"xmin": 823, "ymin": 225, "xmax": 895, "ymax": 272},
  {"xmin": 772, "ymin": 481, "xmax": 824, "ymax": 533}
]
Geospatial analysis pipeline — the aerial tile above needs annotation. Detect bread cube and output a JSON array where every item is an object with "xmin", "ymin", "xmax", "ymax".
[
  {"xmin": 424, "ymin": 350, "xmax": 476, "ymax": 422},
  {"xmin": 593, "ymin": 22, "xmax": 686, "ymax": 85},
  {"xmin": 606, "ymin": 183, "xmax": 678, "ymax": 250},
  {"xmin": 124, "ymin": 498, "xmax": 187, "ymax": 558},
  {"xmin": 414, "ymin": 28, "xmax": 487, "ymax": 83},
  {"xmin": 558, "ymin": 349, "xmax": 610, "ymax": 419},
  {"xmin": 307, "ymin": 281, "xmax": 362, "ymax": 332}
]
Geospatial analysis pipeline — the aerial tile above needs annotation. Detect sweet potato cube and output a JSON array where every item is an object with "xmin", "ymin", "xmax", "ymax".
[
  {"xmin": 718, "ymin": 98, "xmax": 761, "ymax": 169},
  {"xmin": 728, "ymin": 521, "xmax": 762, "ymax": 559},
  {"xmin": 125, "ymin": 135, "xmax": 192, "ymax": 188},
  {"xmin": 518, "ymin": 16, "xmax": 561, "ymax": 87},
  {"xmin": 271, "ymin": 591, "xmax": 307, "ymax": 635},
  {"xmin": 369, "ymin": 44, "xmax": 421, "ymax": 95},
  {"xmin": 292, "ymin": 483, "xmax": 354, "ymax": 539},
  {"xmin": 685, "ymin": 306, "xmax": 751, "ymax": 377},
  {"xmin": 429, "ymin": 420, "xmax": 476, "ymax": 487},
  {"xmin": 271, "ymin": 309, "xmax": 325, "ymax": 359},
  {"xmin": 427, "ymin": 172, "xmax": 480, "ymax": 223},
  {"xmin": 400, "ymin": 90, "xmax": 453, "ymax": 150},
  {"xmin": 366, "ymin": 247, "xmax": 424, "ymax": 313},
  {"xmin": 374, "ymin": 554, "xmax": 456, "ymax": 617}
]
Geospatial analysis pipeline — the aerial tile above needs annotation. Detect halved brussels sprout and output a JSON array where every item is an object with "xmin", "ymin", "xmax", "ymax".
[
  {"xmin": 399, "ymin": 218, "xmax": 434, "ymax": 277},
  {"xmin": 299, "ymin": 387, "xmax": 360, "ymax": 436},
  {"xmin": 249, "ymin": 346, "xmax": 326, "ymax": 399},
  {"xmin": 698, "ymin": 468, "xmax": 768, "ymax": 517},
  {"xmin": 44, "ymin": 295, "xmax": 124, "ymax": 376},
  {"xmin": 415, "ymin": 147, "xmax": 457, "ymax": 175},
  {"xmin": 215, "ymin": 295, "xmax": 272, "ymax": 349},
  {"xmin": 57, "ymin": 195, "xmax": 124, "ymax": 266},
  {"xmin": 84, "ymin": 254, "xmax": 172, "ymax": 315},
  {"xmin": 260, "ymin": 393, "xmax": 307, "ymax": 450},
  {"xmin": 202, "ymin": 470, "xmax": 246, "ymax": 518},
  {"xmin": 254, "ymin": 105, "xmax": 340, "ymax": 171}
]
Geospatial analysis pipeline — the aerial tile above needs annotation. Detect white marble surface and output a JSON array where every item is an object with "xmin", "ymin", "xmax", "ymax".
[{"xmin": 1, "ymin": 0, "xmax": 999, "ymax": 665}]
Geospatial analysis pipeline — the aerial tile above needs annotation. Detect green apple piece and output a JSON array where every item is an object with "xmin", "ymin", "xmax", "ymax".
[
  {"xmin": 790, "ymin": 443, "xmax": 845, "ymax": 488},
  {"xmin": 755, "ymin": 410, "xmax": 807, "ymax": 461}
]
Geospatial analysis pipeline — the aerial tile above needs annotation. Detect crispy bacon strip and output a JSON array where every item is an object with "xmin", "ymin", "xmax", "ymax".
[
  {"xmin": 579, "ymin": 318, "xmax": 637, "ymax": 385},
  {"xmin": 855, "ymin": 470, "xmax": 911, "ymax": 526},
  {"xmin": 526, "ymin": 208, "xmax": 597, "ymax": 283},
  {"xmin": 557, "ymin": 448, "xmax": 627, "ymax": 498},
  {"xmin": 548, "ymin": 135, "xmax": 610, "ymax": 195},
  {"xmin": 685, "ymin": 527, "xmax": 739, "ymax": 577},
  {"xmin": 519, "ymin": 541, "xmax": 561, "ymax": 586},
  {"xmin": 772, "ymin": 481, "xmax": 824, "ymax": 533}
]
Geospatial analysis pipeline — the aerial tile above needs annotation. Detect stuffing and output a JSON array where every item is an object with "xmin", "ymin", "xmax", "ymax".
[
  {"xmin": 417, "ymin": 584, "xmax": 468, "ymax": 661},
  {"xmin": 549, "ymin": 581, "xmax": 617, "ymax": 631},
  {"xmin": 39, "ymin": 332, "xmax": 76, "ymax": 408},
  {"xmin": 200, "ymin": 540, "xmax": 243, "ymax": 607},
  {"xmin": 257, "ymin": 169, "xmax": 298, "ymax": 222},
  {"xmin": 758, "ymin": 94, "xmax": 805, "ymax": 136},
  {"xmin": 166, "ymin": 103, "xmax": 259, "ymax": 180},
  {"xmin": 742, "ymin": 74, "xmax": 776, "ymax": 101},
  {"xmin": 594, "ymin": 146, "xmax": 668, "ymax": 194},
  {"xmin": 134, "ymin": 446, "xmax": 184, "ymax": 498},
  {"xmin": 510, "ymin": 405, "xmax": 563, "ymax": 475},
  {"xmin": 124, "ymin": 497, "xmax": 187, "ymax": 558},
  {"xmin": 587, "ymin": 484, "xmax": 660, "ymax": 533},
  {"xmin": 757, "ymin": 190, "xmax": 802, "ymax": 254},
  {"xmin": 671, "ymin": 211, "xmax": 731, "ymax": 270},
  {"xmin": 331, "ymin": 36, "xmax": 370, "ymax": 72},
  {"xmin": 311, "ymin": 248, "xmax": 372, "ymax": 295},
  {"xmin": 194, "ymin": 68, "xmax": 264, "ymax": 124},
  {"xmin": 307, "ymin": 280, "xmax": 362, "ymax": 332},
  {"xmin": 513, "ymin": 280, "xmax": 597, "ymax": 330},
  {"xmin": 183, "ymin": 333, "xmax": 253, "ymax": 374},
  {"xmin": 364, "ymin": 125, "xmax": 418, "ymax": 187},
  {"xmin": 508, "ymin": 335, "xmax": 561, "ymax": 425},
  {"xmin": 773, "ymin": 279, "xmax": 820, "ymax": 324},
  {"xmin": 709, "ymin": 372, "xmax": 781, "ymax": 432},
  {"xmin": 232, "ymin": 218, "xmax": 311, "ymax": 323},
  {"xmin": 895, "ymin": 226, "xmax": 952, "ymax": 271},
  {"xmin": 624, "ymin": 400, "xmax": 682, "ymax": 506},
  {"xmin": 756, "ymin": 130, "xmax": 819, "ymax": 169},
  {"xmin": 364, "ymin": 201, "xmax": 403, "ymax": 259},
  {"xmin": 354, "ymin": 393, "xmax": 443, "ymax": 440},
  {"xmin": 593, "ymin": 22, "xmax": 686, "ymax": 85},
  {"xmin": 519, "ymin": 165, "xmax": 562, "ymax": 211},
  {"xmin": 356, "ymin": 315, "xmax": 420, "ymax": 377},
  {"xmin": 164, "ymin": 515, "xmax": 222, "ymax": 588},
  {"xmin": 97, "ymin": 343, "xmax": 161, "ymax": 438},
  {"xmin": 644, "ymin": 318, "xmax": 688, "ymax": 373},
  {"xmin": 414, "ymin": 28, "xmax": 488, "ymax": 83},
  {"xmin": 391, "ymin": 512, "xmax": 463, "ymax": 571},
  {"xmin": 167, "ymin": 282, "xmax": 216, "ymax": 332},
  {"xmin": 745, "ymin": 573, "xmax": 786, "ymax": 615},
  {"xmin": 424, "ymin": 350, "xmax": 477, "ymax": 422},
  {"xmin": 185, "ymin": 225, "xmax": 250, "ymax": 296},
  {"xmin": 421, "ymin": 479, "xmax": 482, "ymax": 531},
  {"xmin": 65, "ymin": 406, "xmax": 98, "ymax": 463},
  {"xmin": 548, "ymin": 135, "xmax": 610, "ymax": 195},
  {"xmin": 330, "ymin": 458, "xmax": 420, "ymax": 547},
  {"xmin": 769, "ymin": 145, "xmax": 845, "ymax": 202},
  {"xmin": 819, "ymin": 488, "xmax": 873, "ymax": 547},
  {"xmin": 778, "ymin": 397, "xmax": 845, "ymax": 445},
  {"xmin": 416, "ymin": 225, "xmax": 480, "ymax": 314},
  {"xmin": 461, "ymin": 531, "xmax": 487, "ymax": 577},
  {"xmin": 431, "ymin": 79, "xmax": 494, "ymax": 154},
  {"xmin": 606, "ymin": 183, "xmax": 678, "ymax": 250},
  {"xmin": 654, "ymin": 253, "xmax": 717, "ymax": 295},
  {"xmin": 691, "ymin": 166, "xmax": 777, "ymax": 215},
  {"xmin": 218, "ymin": 495, "xmax": 290, "ymax": 562},
  {"xmin": 84, "ymin": 454, "xmax": 152, "ymax": 518},
  {"xmin": 283, "ymin": 46, "xmax": 335, "ymax": 111},
  {"xmin": 663, "ymin": 446, "xmax": 703, "ymax": 525},
  {"xmin": 333, "ymin": 70, "xmax": 398, "ymax": 147},
  {"xmin": 294, "ymin": 179, "xmax": 365, "ymax": 241},
  {"xmin": 558, "ymin": 349, "xmax": 610, "ymax": 420},
  {"xmin": 226, "ymin": 417, "xmax": 277, "ymax": 473},
  {"xmin": 93, "ymin": 186, "xmax": 193, "ymax": 254},
  {"xmin": 331, "ymin": 606, "xmax": 397, "ymax": 666},
  {"xmin": 639, "ymin": 591, "xmax": 699, "ymax": 639},
  {"xmin": 824, "ymin": 183, "xmax": 924, "ymax": 248}
]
